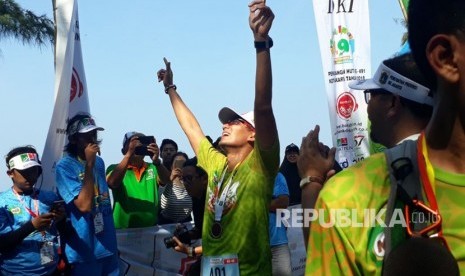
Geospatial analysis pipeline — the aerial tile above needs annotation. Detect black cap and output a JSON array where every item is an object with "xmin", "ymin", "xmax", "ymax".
[{"xmin": 285, "ymin": 143, "xmax": 299, "ymax": 154}]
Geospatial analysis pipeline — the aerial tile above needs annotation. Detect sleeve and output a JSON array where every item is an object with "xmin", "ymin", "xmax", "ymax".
[
  {"xmin": 106, "ymin": 164, "xmax": 116, "ymax": 178},
  {"xmin": 306, "ymin": 196, "xmax": 359, "ymax": 276},
  {"xmin": 273, "ymin": 172, "xmax": 289, "ymax": 198},
  {"xmin": 0, "ymin": 207, "xmax": 36, "ymax": 253},
  {"xmin": 55, "ymin": 160, "xmax": 82, "ymax": 204}
]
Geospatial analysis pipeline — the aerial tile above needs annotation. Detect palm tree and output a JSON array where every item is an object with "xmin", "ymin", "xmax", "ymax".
[{"xmin": 0, "ymin": 0, "xmax": 54, "ymax": 48}]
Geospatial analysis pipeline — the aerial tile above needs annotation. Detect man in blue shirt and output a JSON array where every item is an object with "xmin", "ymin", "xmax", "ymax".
[
  {"xmin": 0, "ymin": 146, "xmax": 65, "ymax": 275},
  {"xmin": 55, "ymin": 113, "xmax": 119, "ymax": 275}
]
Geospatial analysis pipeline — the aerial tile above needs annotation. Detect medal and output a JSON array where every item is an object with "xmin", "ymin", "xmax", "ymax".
[{"xmin": 211, "ymin": 221, "xmax": 223, "ymax": 239}]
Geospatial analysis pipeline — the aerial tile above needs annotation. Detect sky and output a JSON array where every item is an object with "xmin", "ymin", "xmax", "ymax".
[{"xmin": 0, "ymin": 0, "xmax": 405, "ymax": 191}]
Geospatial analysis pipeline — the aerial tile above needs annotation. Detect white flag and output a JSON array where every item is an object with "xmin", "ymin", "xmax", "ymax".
[
  {"xmin": 41, "ymin": 0, "xmax": 90, "ymax": 191},
  {"xmin": 313, "ymin": 0, "xmax": 371, "ymax": 168}
]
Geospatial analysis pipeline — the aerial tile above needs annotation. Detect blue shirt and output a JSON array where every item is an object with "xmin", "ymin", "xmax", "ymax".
[
  {"xmin": 0, "ymin": 188, "xmax": 60, "ymax": 275},
  {"xmin": 269, "ymin": 172, "xmax": 290, "ymax": 246},
  {"xmin": 55, "ymin": 155, "xmax": 117, "ymax": 264}
]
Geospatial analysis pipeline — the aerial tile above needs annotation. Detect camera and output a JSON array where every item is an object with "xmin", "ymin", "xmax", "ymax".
[
  {"xmin": 134, "ymin": 136, "xmax": 155, "ymax": 156},
  {"xmin": 164, "ymin": 223, "xmax": 191, "ymax": 248}
]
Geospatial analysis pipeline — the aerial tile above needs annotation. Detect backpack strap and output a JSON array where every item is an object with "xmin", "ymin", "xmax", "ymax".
[{"xmin": 383, "ymin": 140, "xmax": 424, "ymax": 258}]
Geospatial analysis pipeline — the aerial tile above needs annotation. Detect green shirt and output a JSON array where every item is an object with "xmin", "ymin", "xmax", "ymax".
[
  {"xmin": 306, "ymin": 152, "xmax": 465, "ymax": 275},
  {"xmin": 197, "ymin": 137, "xmax": 280, "ymax": 276},
  {"xmin": 106, "ymin": 163, "xmax": 159, "ymax": 229}
]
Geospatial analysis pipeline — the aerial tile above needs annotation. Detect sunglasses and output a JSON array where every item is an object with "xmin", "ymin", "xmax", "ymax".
[{"xmin": 363, "ymin": 89, "xmax": 392, "ymax": 104}]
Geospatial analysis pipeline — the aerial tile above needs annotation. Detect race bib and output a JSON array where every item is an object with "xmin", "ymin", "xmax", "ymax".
[
  {"xmin": 40, "ymin": 241, "xmax": 55, "ymax": 265},
  {"xmin": 202, "ymin": 254, "xmax": 240, "ymax": 276},
  {"xmin": 94, "ymin": 211, "xmax": 104, "ymax": 234}
]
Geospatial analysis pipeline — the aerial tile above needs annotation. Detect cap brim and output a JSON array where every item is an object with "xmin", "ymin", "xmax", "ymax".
[
  {"xmin": 218, "ymin": 107, "xmax": 241, "ymax": 124},
  {"xmin": 348, "ymin": 79, "xmax": 380, "ymax": 91},
  {"xmin": 78, "ymin": 125, "xmax": 105, "ymax": 133}
]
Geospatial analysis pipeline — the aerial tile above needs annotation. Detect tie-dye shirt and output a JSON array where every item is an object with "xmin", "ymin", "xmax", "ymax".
[
  {"xmin": 197, "ymin": 137, "xmax": 279, "ymax": 276},
  {"xmin": 306, "ymin": 152, "xmax": 465, "ymax": 275}
]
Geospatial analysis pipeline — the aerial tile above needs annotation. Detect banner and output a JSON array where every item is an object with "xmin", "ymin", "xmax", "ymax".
[
  {"xmin": 398, "ymin": 0, "xmax": 409, "ymax": 20},
  {"xmin": 41, "ymin": 0, "xmax": 90, "ymax": 191},
  {"xmin": 116, "ymin": 221, "xmax": 307, "ymax": 275},
  {"xmin": 313, "ymin": 0, "xmax": 372, "ymax": 168}
]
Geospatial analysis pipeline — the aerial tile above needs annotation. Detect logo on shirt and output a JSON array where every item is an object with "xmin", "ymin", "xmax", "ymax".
[
  {"xmin": 146, "ymin": 168, "xmax": 154, "ymax": 180},
  {"xmin": 372, "ymin": 232, "xmax": 385, "ymax": 259},
  {"xmin": 207, "ymin": 181, "xmax": 240, "ymax": 215},
  {"xmin": 10, "ymin": 207, "xmax": 21, "ymax": 215}
]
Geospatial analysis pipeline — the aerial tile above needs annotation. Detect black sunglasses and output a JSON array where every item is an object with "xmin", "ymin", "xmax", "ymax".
[{"xmin": 363, "ymin": 89, "xmax": 392, "ymax": 104}]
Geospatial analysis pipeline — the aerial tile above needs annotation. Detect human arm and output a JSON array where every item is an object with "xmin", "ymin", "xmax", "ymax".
[
  {"xmin": 249, "ymin": 0, "xmax": 278, "ymax": 151},
  {"xmin": 297, "ymin": 125, "xmax": 336, "ymax": 248},
  {"xmin": 148, "ymin": 142, "xmax": 171, "ymax": 185},
  {"xmin": 0, "ymin": 212, "xmax": 55, "ymax": 253},
  {"xmin": 73, "ymin": 143, "xmax": 100, "ymax": 213},
  {"xmin": 107, "ymin": 136, "xmax": 140, "ymax": 189},
  {"xmin": 157, "ymin": 59, "xmax": 205, "ymax": 156},
  {"xmin": 173, "ymin": 236, "xmax": 203, "ymax": 257},
  {"xmin": 270, "ymin": 173, "xmax": 290, "ymax": 212}
]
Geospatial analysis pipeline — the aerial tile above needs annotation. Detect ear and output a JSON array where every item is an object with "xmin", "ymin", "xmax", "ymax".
[
  {"xmin": 247, "ymin": 131, "xmax": 256, "ymax": 142},
  {"xmin": 6, "ymin": 170, "xmax": 13, "ymax": 178},
  {"xmin": 386, "ymin": 95, "xmax": 402, "ymax": 118},
  {"xmin": 426, "ymin": 34, "xmax": 460, "ymax": 84}
]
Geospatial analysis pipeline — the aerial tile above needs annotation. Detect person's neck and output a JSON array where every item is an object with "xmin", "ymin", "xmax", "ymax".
[
  {"xmin": 129, "ymin": 157, "xmax": 145, "ymax": 168},
  {"xmin": 425, "ymin": 90, "xmax": 465, "ymax": 173},
  {"xmin": 225, "ymin": 146, "xmax": 252, "ymax": 171},
  {"xmin": 13, "ymin": 186, "xmax": 34, "ymax": 195},
  {"xmin": 389, "ymin": 111, "xmax": 428, "ymax": 148}
]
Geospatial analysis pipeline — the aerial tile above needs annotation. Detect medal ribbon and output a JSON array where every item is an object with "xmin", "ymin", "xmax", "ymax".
[
  {"xmin": 416, "ymin": 132, "xmax": 443, "ymax": 236},
  {"xmin": 12, "ymin": 188, "xmax": 39, "ymax": 218},
  {"xmin": 214, "ymin": 162, "xmax": 241, "ymax": 222}
]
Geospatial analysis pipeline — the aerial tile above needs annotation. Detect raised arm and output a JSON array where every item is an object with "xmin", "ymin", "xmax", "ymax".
[
  {"xmin": 249, "ymin": 0, "xmax": 278, "ymax": 150},
  {"xmin": 157, "ymin": 58, "xmax": 205, "ymax": 156}
]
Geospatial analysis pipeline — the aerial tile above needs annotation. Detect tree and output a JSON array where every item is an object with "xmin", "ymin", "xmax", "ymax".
[{"xmin": 0, "ymin": 0, "xmax": 54, "ymax": 48}]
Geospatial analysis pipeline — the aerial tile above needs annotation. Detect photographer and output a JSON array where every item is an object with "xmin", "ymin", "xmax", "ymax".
[
  {"xmin": 166, "ymin": 158, "xmax": 208, "ymax": 275},
  {"xmin": 106, "ymin": 132, "xmax": 170, "ymax": 229}
]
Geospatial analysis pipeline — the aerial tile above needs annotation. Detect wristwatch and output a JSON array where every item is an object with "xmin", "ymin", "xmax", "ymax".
[
  {"xmin": 299, "ymin": 176, "xmax": 325, "ymax": 189},
  {"xmin": 254, "ymin": 37, "xmax": 273, "ymax": 49}
]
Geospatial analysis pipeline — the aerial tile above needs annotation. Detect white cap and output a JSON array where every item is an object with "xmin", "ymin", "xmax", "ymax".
[
  {"xmin": 8, "ymin": 153, "xmax": 41, "ymax": 170},
  {"xmin": 218, "ymin": 107, "xmax": 255, "ymax": 128},
  {"xmin": 68, "ymin": 116, "xmax": 104, "ymax": 136},
  {"xmin": 349, "ymin": 62, "xmax": 433, "ymax": 106}
]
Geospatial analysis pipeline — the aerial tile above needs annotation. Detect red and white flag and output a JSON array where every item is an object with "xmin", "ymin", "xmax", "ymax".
[
  {"xmin": 41, "ymin": 0, "xmax": 90, "ymax": 191},
  {"xmin": 313, "ymin": 0, "xmax": 372, "ymax": 168}
]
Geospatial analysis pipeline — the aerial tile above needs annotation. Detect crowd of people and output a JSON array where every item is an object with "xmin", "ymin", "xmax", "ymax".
[{"xmin": 2, "ymin": 0, "xmax": 465, "ymax": 275}]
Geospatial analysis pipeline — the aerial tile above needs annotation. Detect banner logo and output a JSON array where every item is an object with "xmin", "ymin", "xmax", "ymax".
[
  {"xmin": 70, "ymin": 67, "xmax": 83, "ymax": 102},
  {"xmin": 337, "ymin": 137, "xmax": 348, "ymax": 147},
  {"xmin": 330, "ymin": 25, "xmax": 355, "ymax": 64},
  {"xmin": 336, "ymin": 92, "xmax": 358, "ymax": 120}
]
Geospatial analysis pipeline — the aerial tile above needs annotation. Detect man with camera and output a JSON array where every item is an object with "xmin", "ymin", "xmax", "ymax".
[
  {"xmin": 157, "ymin": 1, "xmax": 278, "ymax": 274},
  {"xmin": 106, "ymin": 131, "xmax": 170, "ymax": 229}
]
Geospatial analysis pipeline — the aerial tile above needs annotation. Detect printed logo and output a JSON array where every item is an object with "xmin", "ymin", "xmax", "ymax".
[
  {"xmin": 146, "ymin": 169, "xmax": 154, "ymax": 180},
  {"xmin": 336, "ymin": 92, "xmax": 359, "ymax": 120},
  {"xmin": 373, "ymin": 232, "xmax": 385, "ymax": 258},
  {"xmin": 10, "ymin": 207, "xmax": 21, "ymax": 215},
  {"xmin": 337, "ymin": 137, "xmax": 348, "ymax": 147},
  {"xmin": 70, "ymin": 67, "xmax": 84, "ymax": 102},
  {"xmin": 330, "ymin": 25, "xmax": 355, "ymax": 64},
  {"xmin": 379, "ymin": 71, "xmax": 388, "ymax": 85},
  {"xmin": 353, "ymin": 135, "xmax": 365, "ymax": 147}
]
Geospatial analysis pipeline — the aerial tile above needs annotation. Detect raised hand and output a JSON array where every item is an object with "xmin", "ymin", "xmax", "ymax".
[
  {"xmin": 297, "ymin": 125, "xmax": 336, "ymax": 182},
  {"xmin": 248, "ymin": 0, "xmax": 274, "ymax": 39},
  {"xmin": 84, "ymin": 143, "xmax": 100, "ymax": 165},
  {"xmin": 157, "ymin": 57, "xmax": 174, "ymax": 89}
]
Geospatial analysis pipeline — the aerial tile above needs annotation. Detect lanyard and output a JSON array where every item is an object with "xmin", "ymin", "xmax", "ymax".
[
  {"xmin": 416, "ymin": 132, "xmax": 443, "ymax": 236},
  {"xmin": 12, "ymin": 188, "xmax": 39, "ymax": 218},
  {"xmin": 214, "ymin": 163, "xmax": 241, "ymax": 222}
]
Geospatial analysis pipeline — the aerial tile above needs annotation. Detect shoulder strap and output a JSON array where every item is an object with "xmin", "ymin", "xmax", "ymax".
[{"xmin": 383, "ymin": 140, "xmax": 424, "ymax": 257}]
